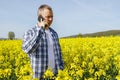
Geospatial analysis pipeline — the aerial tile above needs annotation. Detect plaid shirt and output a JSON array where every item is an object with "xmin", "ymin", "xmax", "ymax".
[{"xmin": 22, "ymin": 25, "xmax": 64, "ymax": 78}]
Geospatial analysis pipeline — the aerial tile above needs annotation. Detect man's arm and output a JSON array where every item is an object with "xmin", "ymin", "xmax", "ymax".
[{"xmin": 22, "ymin": 27, "xmax": 44, "ymax": 53}]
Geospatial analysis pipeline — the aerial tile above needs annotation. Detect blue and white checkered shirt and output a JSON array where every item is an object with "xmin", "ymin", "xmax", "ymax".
[{"xmin": 22, "ymin": 25, "xmax": 64, "ymax": 78}]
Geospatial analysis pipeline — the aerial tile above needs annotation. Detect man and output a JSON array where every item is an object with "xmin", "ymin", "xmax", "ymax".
[{"xmin": 22, "ymin": 4, "xmax": 64, "ymax": 79}]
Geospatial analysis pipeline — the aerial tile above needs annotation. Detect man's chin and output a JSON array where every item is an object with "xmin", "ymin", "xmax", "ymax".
[{"xmin": 48, "ymin": 24, "xmax": 51, "ymax": 27}]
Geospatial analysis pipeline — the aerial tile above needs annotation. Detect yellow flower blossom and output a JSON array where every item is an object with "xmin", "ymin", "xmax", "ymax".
[
  {"xmin": 0, "ymin": 37, "xmax": 120, "ymax": 79},
  {"xmin": 43, "ymin": 68, "xmax": 54, "ymax": 79}
]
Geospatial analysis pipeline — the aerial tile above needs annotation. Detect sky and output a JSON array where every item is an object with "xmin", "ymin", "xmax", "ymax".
[{"xmin": 0, "ymin": 0, "xmax": 120, "ymax": 38}]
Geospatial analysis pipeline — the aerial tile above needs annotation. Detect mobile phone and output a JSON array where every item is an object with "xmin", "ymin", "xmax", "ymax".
[
  {"xmin": 38, "ymin": 15, "xmax": 44, "ymax": 22},
  {"xmin": 38, "ymin": 15, "xmax": 47, "ymax": 28}
]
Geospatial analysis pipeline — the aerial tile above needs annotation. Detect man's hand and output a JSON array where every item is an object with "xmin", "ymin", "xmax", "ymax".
[{"xmin": 38, "ymin": 19, "xmax": 49, "ymax": 29}]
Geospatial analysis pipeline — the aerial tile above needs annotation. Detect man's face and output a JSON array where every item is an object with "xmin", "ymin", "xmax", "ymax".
[{"xmin": 38, "ymin": 9, "xmax": 53, "ymax": 27}]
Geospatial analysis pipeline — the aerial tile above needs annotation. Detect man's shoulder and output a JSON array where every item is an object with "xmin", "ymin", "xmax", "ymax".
[
  {"xmin": 49, "ymin": 28, "xmax": 57, "ymax": 34},
  {"xmin": 49, "ymin": 28, "xmax": 59, "ymax": 38},
  {"xmin": 24, "ymin": 26, "xmax": 37, "ymax": 35}
]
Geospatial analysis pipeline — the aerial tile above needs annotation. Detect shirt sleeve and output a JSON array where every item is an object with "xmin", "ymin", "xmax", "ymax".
[{"xmin": 22, "ymin": 27, "xmax": 44, "ymax": 54}]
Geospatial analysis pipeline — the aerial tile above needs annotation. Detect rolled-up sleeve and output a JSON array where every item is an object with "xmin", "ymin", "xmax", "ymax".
[{"xmin": 22, "ymin": 27, "xmax": 44, "ymax": 53}]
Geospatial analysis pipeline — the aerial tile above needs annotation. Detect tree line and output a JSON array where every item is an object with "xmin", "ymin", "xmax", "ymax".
[
  {"xmin": 61, "ymin": 30, "xmax": 120, "ymax": 38},
  {"xmin": 82, "ymin": 30, "xmax": 120, "ymax": 37}
]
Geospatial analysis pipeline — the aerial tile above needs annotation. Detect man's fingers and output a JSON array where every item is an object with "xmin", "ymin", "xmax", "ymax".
[{"xmin": 40, "ymin": 18, "xmax": 42, "ymax": 22}]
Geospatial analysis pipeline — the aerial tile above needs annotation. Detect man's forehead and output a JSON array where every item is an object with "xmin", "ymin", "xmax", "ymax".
[
  {"xmin": 40, "ymin": 9, "xmax": 53, "ymax": 15},
  {"xmin": 39, "ymin": 8, "xmax": 52, "ymax": 12}
]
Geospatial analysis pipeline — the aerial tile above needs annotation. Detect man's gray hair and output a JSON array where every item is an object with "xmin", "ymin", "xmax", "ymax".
[
  {"xmin": 38, "ymin": 4, "xmax": 52, "ymax": 11},
  {"xmin": 37, "ymin": 4, "xmax": 53, "ymax": 16}
]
